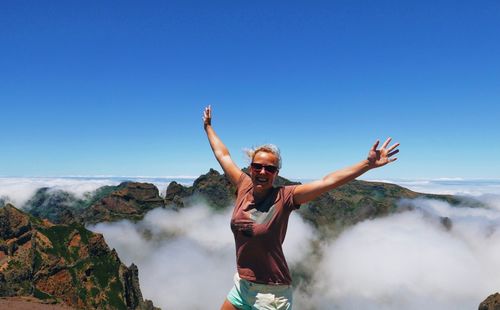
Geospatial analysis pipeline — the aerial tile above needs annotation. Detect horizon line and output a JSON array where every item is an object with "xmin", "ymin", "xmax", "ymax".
[{"xmin": 1, "ymin": 175, "xmax": 500, "ymax": 182}]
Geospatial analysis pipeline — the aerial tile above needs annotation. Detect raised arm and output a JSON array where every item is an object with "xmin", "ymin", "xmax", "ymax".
[
  {"xmin": 293, "ymin": 138, "xmax": 400, "ymax": 205},
  {"xmin": 203, "ymin": 105, "xmax": 242, "ymax": 186}
]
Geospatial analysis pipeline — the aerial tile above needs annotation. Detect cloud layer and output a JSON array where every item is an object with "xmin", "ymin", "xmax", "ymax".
[
  {"xmin": 298, "ymin": 199, "xmax": 500, "ymax": 309},
  {"xmin": 0, "ymin": 176, "xmax": 194, "ymax": 208},
  {"xmin": 0, "ymin": 177, "xmax": 120, "ymax": 207},
  {"xmin": 90, "ymin": 204, "xmax": 316, "ymax": 309}
]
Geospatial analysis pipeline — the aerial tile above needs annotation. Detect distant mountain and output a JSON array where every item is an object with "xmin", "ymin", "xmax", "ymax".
[
  {"xmin": 25, "ymin": 182, "xmax": 165, "ymax": 225},
  {"xmin": 77, "ymin": 182, "xmax": 164, "ymax": 225},
  {"xmin": 296, "ymin": 179, "xmax": 476, "ymax": 235},
  {"xmin": 165, "ymin": 169, "xmax": 479, "ymax": 235},
  {"xmin": 24, "ymin": 188, "xmax": 84, "ymax": 224},
  {"xmin": 0, "ymin": 204, "xmax": 158, "ymax": 310},
  {"xmin": 24, "ymin": 170, "xmax": 482, "ymax": 233}
]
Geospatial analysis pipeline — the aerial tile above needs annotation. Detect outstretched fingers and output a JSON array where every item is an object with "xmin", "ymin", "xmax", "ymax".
[
  {"xmin": 388, "ymin": 149, "xmax": 399, "ymax": 158},
  {"xmin": 381, "ymin": 137, "xmax": 392, "ymax": 149},
  {"xmin": 204, "ymin": 105, "xmax": 211, "ymax": 117},
  {"xmin": 371, "ymin": 140, "xmax": 380, "ymax": 152},
  {"xmin": 387, "ymin": 142, "xmax": 400, "ymax": 153},
  {"xmin": 203, "ymin": 105, "xmax": 212, "ymax": 126}
]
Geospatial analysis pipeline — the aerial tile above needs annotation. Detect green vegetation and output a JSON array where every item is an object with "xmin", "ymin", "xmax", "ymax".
[
  {"xmin": 33, "ymin": 251, "xmax": 42, "ymax": 271},
  {"xmin": 38, "ymin": 226, "xmax": 73, "ymax": 259},
  {"xmin": 7, "ymin": 259, "xmax": 22, "ymax": 270},
  {"xmin": 78, "ymin": 287, "xmax": 87, "ymax": 302},
  {"xmin": 81, "ymin": 185, "xmax": 122, "ymax": 209},
  {"xmin": 90, "ymin": 287, "xmax": 99, "ymax": 298},
  {"xmin": 91, "ymin": 254, "xmax": 120, "ymax": 288},
  {"xmin": 107, "ymin": 279, "xmax": 127, "ymax": 310},
  {"xmin": 1, "ymin": 204, "xmax": 143, "ymax": 310},
  {"xmin": 33, "ymin": 287, "xmax": 53, "ymax": 300}
]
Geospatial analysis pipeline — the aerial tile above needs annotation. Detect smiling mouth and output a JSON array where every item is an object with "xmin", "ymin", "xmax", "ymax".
[{"xmin": 255, "ymin": 177, "xmax": 269, "ymax": 184}]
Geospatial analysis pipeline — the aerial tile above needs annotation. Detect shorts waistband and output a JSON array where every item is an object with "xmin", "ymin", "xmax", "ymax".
[{"xmin": 235, "ymin": 273, "xmax": 292, "ymax": 289}]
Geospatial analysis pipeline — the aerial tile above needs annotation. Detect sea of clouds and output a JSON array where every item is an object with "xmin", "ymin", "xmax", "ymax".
[
  {"xmin": 0, "ymin": 176, "xmax": 195, "ymax": 208},
  {"xmin": 2, "ymin": 177, "xmax": 500, "ymax": 309}
]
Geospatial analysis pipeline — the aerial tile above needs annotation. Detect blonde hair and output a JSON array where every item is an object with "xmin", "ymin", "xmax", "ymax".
[{"xmin": 244, "ymin": 144, "xmax": 282, "ymax": 169}]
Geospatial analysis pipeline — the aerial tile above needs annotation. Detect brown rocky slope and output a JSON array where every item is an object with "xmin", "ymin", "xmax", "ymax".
[{"xmin": 0, "ymin": 204, "xmax": 158, "ymax": 310}]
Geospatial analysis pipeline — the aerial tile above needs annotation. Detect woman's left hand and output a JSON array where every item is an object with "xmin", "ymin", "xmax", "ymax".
[{"xmin": 367, "ymin": 138, "xmax": 400, "ymax": 168}]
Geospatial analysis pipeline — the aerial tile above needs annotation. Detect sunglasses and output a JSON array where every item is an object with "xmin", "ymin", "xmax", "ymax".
[{"xmin": 250, "ymin": 163, "xmax": 278, "ymax": 173}]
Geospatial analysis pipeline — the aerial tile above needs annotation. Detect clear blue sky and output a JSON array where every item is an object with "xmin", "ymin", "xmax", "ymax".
[{"xmin": 1, "ymin": 0, "xmax": 499, "ymax": 179}]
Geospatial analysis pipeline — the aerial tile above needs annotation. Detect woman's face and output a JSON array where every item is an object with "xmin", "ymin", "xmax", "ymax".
[{"xmin": 250, "ymin": 151, "xmax": 279, "ymax": 192}]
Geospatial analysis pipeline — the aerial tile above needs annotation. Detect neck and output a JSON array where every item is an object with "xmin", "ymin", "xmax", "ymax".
[{"xmin": 252, "ymin": 188, "xmax": 271, "ymax": 203}]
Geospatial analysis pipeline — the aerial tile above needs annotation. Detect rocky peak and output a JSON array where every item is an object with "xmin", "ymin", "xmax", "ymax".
[
  {"xmin": 0, "ymin": 204, "xmax": 32, "ymax": 240},
  {"xmin": 114, "ymin": 182, "xmax": 163, "ymax": 203},
  {"xmin": 165, "ymin": 169, "xmax": 234, "ymax": 210},
  {"xmin": 479, "ymin": 292, "xmax": 500, "ymax": 310}
]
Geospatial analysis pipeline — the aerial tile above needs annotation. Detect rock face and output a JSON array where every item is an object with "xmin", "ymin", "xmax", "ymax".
[
  {"xmin": 479, "ymin": 293, "xmax": 500, "ymax": 310},
  {"xmin": 165, "ymin": 169, "xmax": 234, "ymax": 210},
  {"xmin": 0, "ymin": 204, "xmax": 159, "ymax": 310}
]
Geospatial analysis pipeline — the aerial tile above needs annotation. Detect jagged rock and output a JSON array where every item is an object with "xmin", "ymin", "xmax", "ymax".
[
  {"xmin": 479, "ymin": 293, "xmax": 500, "ymax": 310},
  {"xmin": 120, "ymin": 263, "xmax": 160, "ymax": 310},
  {"xmin": 165, "ymin": 181, "xmax": 190, "ymax": 209},
  {"xmin": 0, "ymin": 204, "xmax": 31, "ymax": 240},
  {"xmin": 165, "ymin": 169, "xmax": 234, "ymax": 210},
  {"xmin": 191, "ymin": 168, "xmax": 235, "ymax": 210},
  {"xmin": 0, "ymin": 203, "xmax": 159, "ymax": 309}
]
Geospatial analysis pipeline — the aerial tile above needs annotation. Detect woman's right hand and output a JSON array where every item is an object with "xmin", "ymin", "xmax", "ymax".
[{"xmin": 203, "ymin": 105, "xmax": 212, "ymax": 129}]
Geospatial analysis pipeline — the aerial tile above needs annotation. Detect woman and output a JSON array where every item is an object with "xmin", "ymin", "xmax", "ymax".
[{"xmin": 203, "ymin": 105, "xmax": 399, "ymax": 310}]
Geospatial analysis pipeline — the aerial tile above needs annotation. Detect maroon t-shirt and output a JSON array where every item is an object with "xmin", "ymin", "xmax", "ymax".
[{"xmin": 230, "ymin": 173, "xmax": 300, "ymax": 285}]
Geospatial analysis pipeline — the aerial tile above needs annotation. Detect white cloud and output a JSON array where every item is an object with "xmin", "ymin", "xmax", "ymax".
[
  {"xmin": 293, "ymin": 197, "xmax": 500, "ymax": 310},
  {"xmin": 89, "ymin": 204, "xmax": 317, "ymax": 310},
  {"xmin": 371, "ymin": 179, "xmax": 500, "ymax": 196},
  {"xmin": 0, "ymin": 177, "xmax": 120, "ymax": 207}
]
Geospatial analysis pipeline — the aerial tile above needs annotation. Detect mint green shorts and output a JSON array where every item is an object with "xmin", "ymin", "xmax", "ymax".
[{"xmin": 227, "ymin": 273, "xmax": 293, "ymax": 310}]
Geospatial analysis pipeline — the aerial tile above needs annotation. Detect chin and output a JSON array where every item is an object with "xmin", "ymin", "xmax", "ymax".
[{"xmin": 254, "ymin": 183, "xmax": 272, "ymax": 190}]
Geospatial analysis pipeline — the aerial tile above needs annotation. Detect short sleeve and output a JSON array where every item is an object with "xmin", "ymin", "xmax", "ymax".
[
  {"xmin": 282, "ymin": 185, "xmax": 301, "ymax": 211},
  {"xmin": 236, "ymin": 172, "xmax": 252, "ymax": 196}
]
